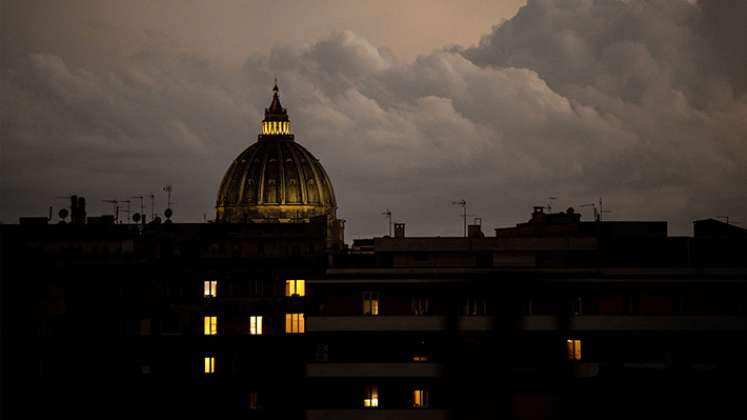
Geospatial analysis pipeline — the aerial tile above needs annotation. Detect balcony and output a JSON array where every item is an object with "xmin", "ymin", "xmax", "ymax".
[
  {"xmin": 306, "ymin": 410, "xmax": 448, "ymax": 420},
  {"xmin": 306, "ymin": 363, "xmax": 442, "ymax": 377},
  {"xmin": 307, "ymin": 315, "xmax": 746, "ymax": 332}
]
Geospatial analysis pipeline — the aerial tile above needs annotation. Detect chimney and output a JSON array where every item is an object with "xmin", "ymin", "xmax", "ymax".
[
  {"xmin": 70, "ymin": 195, "xmax": 87, "ymax": 224},
  {"xmin": 70, "ymin": 195, "xmax": 78, "ymax": 223},
  {"xmin": 77, "ymin": 197, "xmax": 86, "ymax": 224},
  {"xmin": 394, "ymin": 223, "xmax": 406, "ymax": 238}
]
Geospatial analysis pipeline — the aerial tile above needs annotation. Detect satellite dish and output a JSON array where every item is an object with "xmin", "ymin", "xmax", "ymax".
[
  {"xmin": 58, "ymin": 208, "xmax": 69, "ymax": 219},
  {"xmin": 132, "ymin": 213, "xmax": 141, "ymax": 223},
  {"xmin": 164, "ymin": 208, "xmax": 173, "ymax": 219}
]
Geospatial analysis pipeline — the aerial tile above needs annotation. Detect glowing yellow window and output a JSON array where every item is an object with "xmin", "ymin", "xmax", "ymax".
[
  {"xmin": 204, "ymin": 316, "xmax": 217, "ymax": 335},
  {"xmin": 250, "ymin": 316, "xmax": 263, "ymax": 335},
  {"xmin": 285, "ymin": 313, "xmax": 305, "ymax": 334},
  {"xmin": 412, "ymin": 356, "xmax": 428, "ymax": 362},
  {"xmin": 285, "ymin": 279, "xmax": 305, "ymax": 297},
  {"xmin": 204, "ymin": 280, "xmax": 217, "ymax": 298},
  {"xmin": 566, "ymin": 339, "xmax": 582, "ymax": 361},
  {"xmin": 363, "ymin": 291, "xmax": 379, "ymax": 316},
  {"xmin": 204, "ymin": 356, "xmax": 215, "ymax": 374},
  {"xmin": 363, "ymin": 385, "xmax": 379, "ymax": 408},
  {"xmin": 413, "ymin": 389, "xmax": 428, "ymax": 408}
]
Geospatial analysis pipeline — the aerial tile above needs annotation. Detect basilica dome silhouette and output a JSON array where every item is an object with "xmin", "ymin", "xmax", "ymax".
[{"xmin": 216, "ymin": 83, "xmax": 338, "ymax": 227}]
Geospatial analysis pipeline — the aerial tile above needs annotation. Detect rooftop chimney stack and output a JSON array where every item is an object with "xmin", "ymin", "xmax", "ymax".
[
  {"xmin": 394, "ymin": 223, "xmax": 406, "ymax": 239},
  {"xmin": 468, "ymin": 224, "xmax": 484, "ymax": 238}
]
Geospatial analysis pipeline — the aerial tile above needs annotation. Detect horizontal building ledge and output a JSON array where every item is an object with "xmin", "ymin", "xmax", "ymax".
[
  {"xmin": 307, "ymin": 316, "xmax": 746, "ymax": 332},
  {"xmin": 306, "ymin": 409, "xmax": 448, "ymax": 420},
  {"xmin": 306, "ymin": 363, "xmax": 442, "ymax": 377}
]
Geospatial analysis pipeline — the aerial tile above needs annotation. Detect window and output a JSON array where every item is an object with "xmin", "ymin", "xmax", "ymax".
[
  {"xmin": 463, "ymin": 297, "xmax": 487, "ymax": 316},
  {"xmin": 285, "ymin": 279, "xmax": 305, "ymax": 297},
  {"xmin": 248, "ymin": 391, "xmax": 258, "ymax": 410},
  {"xmin": 315, "ymin": 343, "xmax": 329, "ymax": 362},
  {"xmin": 363, "ymin": 385, "xmax": 379, "ymax": 408},
  {"xmin": 250, "ymin": 316, "xmax": 263, "ymax": 335},
  {"xmin": 572, "ymin": 296, "xmax": 583, "ymax": 316},
  {"xmin": 566, "ymin": 339, "xmax": 582, "ymax": 361},
  {"xmin": 363, "ymin": 291, "xmax": 380, "ymax": 316},
  {"xmin": 411, "ymin": 296, "xmax": 429, "ymax": 316},
  {"xmin": 139, "ymin": 319, "xmax": 151, "ymax": 336},
  {"xmin": 204, "ymin": 316, "xmax": 217, "ymax": 335},
  {"xmin": 412, "ymin": 356, "xmax": 428, "ymax": 362},
  {"xmin": 204, "ymin": 356, "xmax": 215, "ymax": 374},
  {"xmin": 413, "ymin": 388, "xmax": 428, "ymax": 408},
  {"xmin": 250, "ymin": 279, "xmax": 264, "ymax": 297},
  {"xmin": 285, "ymin": 313, "xmax": 305, "ymax": 334},
  {"xmin": 204, "ymin": 280, "xmax": 217, "ymax": 298}
]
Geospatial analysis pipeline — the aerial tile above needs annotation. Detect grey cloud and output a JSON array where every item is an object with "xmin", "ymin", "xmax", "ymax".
[{"xmin": 2, "ymin": 0, "xmax": 745, "ymax": 239}]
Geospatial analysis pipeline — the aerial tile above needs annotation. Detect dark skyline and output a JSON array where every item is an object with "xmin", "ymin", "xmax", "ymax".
[{"xmin": 2, "ymin": 0, "xmax": 746, "ymax": 239}]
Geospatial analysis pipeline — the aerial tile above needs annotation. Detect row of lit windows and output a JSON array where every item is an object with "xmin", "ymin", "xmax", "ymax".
[
  {"xmin": 363, "ymin": 293, "xmax": 486, "ymax": 316},
  {"xmin": 203, "ymin": 280, "xmax": 305, "ymax": 298},
  {"xmin": 261, "ymin": 120, "xmax": 291, "ymax": 135},
  {"xmin": 203, "ymin": 314, "xmax": 304, "ymax": 335},
  {"xmin": 363, "ymin": 385, "xmax": 429, "ymax": 408}
]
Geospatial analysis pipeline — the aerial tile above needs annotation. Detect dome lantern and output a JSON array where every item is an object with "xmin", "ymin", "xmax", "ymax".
[{"xmin": 260, "ymin": 79, "xmax": 292, "ymax": 138}]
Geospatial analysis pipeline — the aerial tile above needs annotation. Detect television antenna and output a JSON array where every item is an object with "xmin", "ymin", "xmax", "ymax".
[
  {"xmin": 579, "ymin": 203, "xmax": 598, "ymax": 221},
  {"xmin": 451, "ymin": 200, "xmax": 468, "ymax": 237},
  {"xmin": 598, "ymin": 198, "xmax": 612, "ymax": 221},
  {"xmin": 132, "ymin": 196, "xmax": 145, "ymax": 223},
  {"xmin": 119, "ymin": 200, "xmax": 131, "ymax": 223},
  {"xmin": 148, "ymin": 193, "xmax": 155, "ymax": 219},
  {"xmin": 382, "ymin": 209, "xmax": 392, "ymax": 237},
  {"xmin": 163, "ymin": 185, "xmax": 174, "ymax": 208},
  {"xmin": 102, "ymin": 199, "xmax": 120, "ymax": 223},
  {"xmin": 547, "ymin": 196, "xmax": 557, "ymax": 212}
]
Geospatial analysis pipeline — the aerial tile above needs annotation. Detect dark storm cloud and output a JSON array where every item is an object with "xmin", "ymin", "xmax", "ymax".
[{"xmin": 2, "ymin": 0, "xmax": 745, "ymax": 239}]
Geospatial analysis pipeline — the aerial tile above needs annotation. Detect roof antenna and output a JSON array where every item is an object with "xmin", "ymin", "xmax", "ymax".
[
  {"xmin": 579, "ymin": 203, "xmax": 599, "ymax": 221},
  {"xmin": 102, "ymin": 199, "xmax": 120, "ymax": 223},
  {"xmin": 119, "ymin": 200, "xmax": 131, "ymax": 224},
  {"xmin": 598, "ymin": 197, "xmax": 612, "ymax": 221},
  {"xmin": 382, "ymin": 209, "xmax": 392, "ymax": 237},
  {"xmin": 451, "ymin": 200, "xmax": 467, "ymax": 237},
  {"xmin": 547, "ymin": 196, "xmax": 557, "ymax": 213},
  {"xmin": 149, "ymin": 193, "xmax": 156, "ymax": 220},
  {"xmin": 132, "ymin": 195, "xmax": 145, "ymax": 223}
]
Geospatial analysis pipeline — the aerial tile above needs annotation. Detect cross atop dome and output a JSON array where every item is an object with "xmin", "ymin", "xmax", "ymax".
[{"xmin": 261, "ymin": 79, "xmax": 292, "ymax": 137}]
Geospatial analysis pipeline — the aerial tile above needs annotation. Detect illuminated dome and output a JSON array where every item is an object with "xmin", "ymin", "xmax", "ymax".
[{"xmin": 216, "ymin": 82, "xmax": 338, "ymax": 224}]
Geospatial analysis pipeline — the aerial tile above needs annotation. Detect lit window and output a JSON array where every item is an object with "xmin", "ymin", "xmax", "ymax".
[
  {"xmin": 363, "ymin": 291, "xmax": 380, "ymax": 316},
  {"xmin": 412, "ymin": 356, "xmax": 428, "ymax": 362},
  {"xmin": 413, "ymin": 388, "xmax": 428, "ymax": 408},
  {"xmin": 204, "ymin": 280, "xmax": 217, "ymax": 298},
  {"xmin": 566, "ymin": 339, "xmax": 582, "ymax": 361},
  {"xmin": 204, "ymin": 316, "xmax": 217, "ymax": 335},
  {"xmin": 248, "ymin": 391, "xmax": 258, "ymax": 410},
  {"xmin": 204, "ymin": 356, "xmax": 215, "ymax": 374},
  {"xmin": 285, "ymin": 313, "xmax": 305, "ymax": 334},
  {"xmin": 363, "ymin": 385, "xmax": 379, "ymax": 408},
  {"xmin": 285, "ymin": 279, "xmax": 305, "ymax": 297},
  {"xmin": 411, "ymin": 296, "xmax": 429, "ymax": 315},
  {"xmin": 250, "ymin": 316, "xmax": 263, "ymax": 335}
]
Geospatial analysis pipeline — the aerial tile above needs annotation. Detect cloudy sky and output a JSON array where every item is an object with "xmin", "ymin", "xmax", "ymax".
[{"xmin": 2, "ymin": 0, "xmax": 745, "ymax": 239}]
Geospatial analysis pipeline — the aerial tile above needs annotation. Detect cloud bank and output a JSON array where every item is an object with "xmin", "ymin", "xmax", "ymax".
[{"xmin": 2, "ymin": 0, "xmax": 745, "ymax": 238}]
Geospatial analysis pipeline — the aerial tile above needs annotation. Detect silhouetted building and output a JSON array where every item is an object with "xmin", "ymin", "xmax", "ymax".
[{"xmin": 2, "ymin": 85, "xmax": 746, "ymax": 420}]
